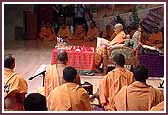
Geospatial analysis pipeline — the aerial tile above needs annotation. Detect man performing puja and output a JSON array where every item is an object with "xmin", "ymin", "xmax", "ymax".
[{"xmin": 95, "ymin": 23, "xmax": 126, "ymax": 72}]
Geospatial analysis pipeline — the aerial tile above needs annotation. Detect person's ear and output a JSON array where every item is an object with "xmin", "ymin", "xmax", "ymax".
[
  {"xmin": 11, "ymin": 62, "xmax": 15, "ymax": 70},
  {"xmin": 73, "ymin": 75, "xmax": 78, "ymax": 83}
]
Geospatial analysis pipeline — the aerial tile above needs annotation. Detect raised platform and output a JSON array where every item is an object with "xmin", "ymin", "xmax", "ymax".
[{"xmin": 140, "ymin": 54, "xmax": 164, "ymax": 77}]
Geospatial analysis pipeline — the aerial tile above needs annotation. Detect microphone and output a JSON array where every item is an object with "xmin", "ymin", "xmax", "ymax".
[{"xmin": 29, "ymin": 70, "xmax": 46, "ymax": 80}]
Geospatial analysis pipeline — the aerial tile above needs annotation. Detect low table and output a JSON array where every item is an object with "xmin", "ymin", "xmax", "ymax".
[{"xmin": 51, "ymin": 46, "xmax": 96, "ymax": 72}]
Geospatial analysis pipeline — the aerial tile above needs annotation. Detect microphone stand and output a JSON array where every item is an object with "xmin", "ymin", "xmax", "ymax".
[
  {"xmin": 42, "ymin": 72, "xmax": 45, "ymax": 86},
  {"xmin": 29, "ymin": 70, "xmax": 46, "ymax": 86},
  {"xmin": 158, "ymin": 80, "xmax": 164, "ymax": 88}
]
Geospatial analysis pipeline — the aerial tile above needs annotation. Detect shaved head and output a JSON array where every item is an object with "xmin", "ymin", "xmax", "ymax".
[
  {"xmin": 56, "ymin": 49, "xmax": 68, "ymax": 63},
  {"xmin": 115, "ymin": 23, "xmax": 123, "ymax": 31},
  {"xmin": 114, "ymin": 23, "xmax": 123, "ymax": 34}
]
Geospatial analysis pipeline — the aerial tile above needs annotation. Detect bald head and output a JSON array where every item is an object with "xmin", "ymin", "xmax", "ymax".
[
  {"xmin": 114, "ymin": 23, "xmax": 123, "ymax": 34},
  {"xmin": 56, "ymin": 49, "xmax": 68, "ymax": 63}
]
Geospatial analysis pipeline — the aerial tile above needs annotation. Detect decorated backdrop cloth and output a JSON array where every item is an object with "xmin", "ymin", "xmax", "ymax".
[{"xmin": 51, "ymin": 46, "xmax": 96, "ymax": 71}]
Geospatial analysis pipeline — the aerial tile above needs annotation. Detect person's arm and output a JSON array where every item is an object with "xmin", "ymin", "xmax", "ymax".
[
  {"xmin": 89, "ymin": 89, "xmax": 100, "ymax": 103},
  {"xmin": 99, "ymin": 76, "xmax": 109, "ymax": 106},
  {"xmin": 108, "ymin": 41, "xmax": 117, "ymax": 46},
  {"xmin": 16, "ymin": 75, "xmax": 28, "ymax": 103},
  {"xmin": 81, "ymin": 91, "xmax": 92, "ymax": 111}
]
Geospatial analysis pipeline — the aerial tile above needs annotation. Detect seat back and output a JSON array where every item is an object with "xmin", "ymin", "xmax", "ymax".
[{"xmin": 108, "ymin": 45, "xmax": 135, "ymax": 66}]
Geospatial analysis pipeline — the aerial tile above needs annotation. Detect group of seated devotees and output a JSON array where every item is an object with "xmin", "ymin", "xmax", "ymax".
[
  {"xmin": 143, "ymin": 27, "xmax": 163, "ymax": 49},
  {"xmin": 99, "ymin": 53, "xmax": 135, "ymax": 110},
  {"xmin": 38, "ymin": 22, "xmax": 100, "ymax": 43},
  {"xmin": 58, "ymin": 22, "xmax": 99, "ymax": 42},
  {"xmin": 47, "ymin": 66, "xmax": 91, "ymax": 111},
  {"xmin": 121, "ymin": 24, "xmax": 163, "ymax": 50},
  {"xmin": 24, "ymin": 67, "xmax": 90, "ymax": 111},
  {"xmin": 91, "ymin": 55, "xmax": 164, "ymax": 111},
  {"xmin": 4, "ymin": 51, "xmax": 164, "ymax": 111},
  {"xmin": 114, "ymin": 64, "xmax": 164, "ymax": 111},
  {"xmin": 38, "ymin": 20, "xmax": 163, "ymax": 56},
  {"xmin": 4, "ymin": 53, "xmax": 90, "ymax": 111}
]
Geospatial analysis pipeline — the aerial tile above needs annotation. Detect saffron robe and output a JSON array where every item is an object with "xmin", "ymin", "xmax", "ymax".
[
  {"xmin": 99, "ymin": 68, "xmax": 134, "ymax": 110},
  {"xmin": 44, "ymin": 64, "xmax": 80, "ymax": 97},
  {"xmin": 114, "ymin": 81, "xmax": 164, "ymax": 111},
  {"xmin": 47, "ymin": 83, "xmax": 91, "ymax": 111},
  {"xmin": 4, "ymin": 68, "xmax": 28, "ymax": 111}
]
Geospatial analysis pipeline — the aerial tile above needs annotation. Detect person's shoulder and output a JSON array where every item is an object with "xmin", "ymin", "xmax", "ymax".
[
  {"xmin": 158, "ymin": 31, "xmax": 162, "ymax": 35},
  {"xmin": 132, "ymin": 30, "xmax": 139, "ymax": 36},
  {"xmin": 46, "ymin": 64, "xmax": 56, "ymax": 69},
  {"xmin": 80, "ymin": 87, "xmax": 88, "ymax": 94},
  {"xmin": 104, "ymin": 70, "xmax": 115, "ymax": 78},
  {"xmin": 108, "ymin": 69, "xmax": 115, "ymax": 74},
  {"xmin": 149, "ymin": 85, "xmax": 163, "ymax": 95},
  {"xmin": 78, "ymin": 87, "xmax": 89, "ymax": 97},
  {"xmin": 13, "ymin": 73, "xmax": 28, "ymax": 86},
  {"xmin": 122, "ymin": 85, "xmax": 128, "ymax": 90},
  {"xmin": 14, "ymin": 73, "xmax": 25, "ymax": 80},
  {"xmin": 125, "ymin": 68, "xmax": 133, "ymax": 73},
  {"xmin": 49, "ymin": 84, "xmax": 64, "ymax": 95},
  {"xmin": 121, "ymin": 31, "xmax": 126, "ymax": 35},
  {"xmin": 117, "ymin": 85, "xmax": 128, "ymax": 95},
  {"xmin": 73, "ymin": 83, "xmax": 88, "ymax": 94}
]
